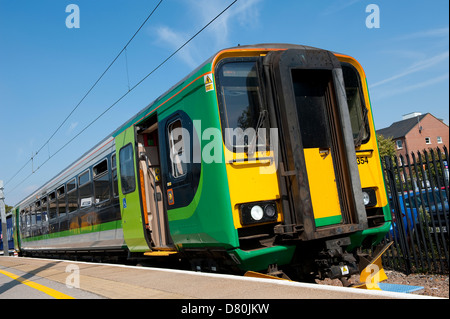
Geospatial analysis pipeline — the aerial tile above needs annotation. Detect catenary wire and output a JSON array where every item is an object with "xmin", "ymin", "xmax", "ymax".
[
  {"xmin": 4, "ymin": 0, "xmax": 164, "ymax": 188},
  {"xmin": 6, "ymin": 0, "xmax": 238, "ymax": 197}
]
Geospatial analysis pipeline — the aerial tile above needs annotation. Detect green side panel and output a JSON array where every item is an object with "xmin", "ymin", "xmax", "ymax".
[
  {"xmin": 158, "ymin": 63, "xmax": 239, "ymax": 250},
  {"xmin": 230, "ymin": 246, "xmax": 296, "ymax": 272},
  {"xmin": 115, "ymin": 125, "xmax": 149, "ymax": 252},
  {"xmin": 21, "ymin": 220, "xmax": 123, "ymax": 242},
  {"xmin": 347, "ymin": 205, "xmax": 392, "ymax": 251}
]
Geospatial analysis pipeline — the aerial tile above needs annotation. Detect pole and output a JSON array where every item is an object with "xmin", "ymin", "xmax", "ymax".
[{"xmin": 0, "ymin": 180, "xmax": 9, "ymax": 256}]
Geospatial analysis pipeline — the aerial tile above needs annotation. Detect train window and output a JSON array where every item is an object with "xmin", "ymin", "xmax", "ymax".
[
  {"xmin": 79, "ymin": 170, "xmax": 93, "ymax": 208},
  {"xmin": 48, "ymin": 191, "xmax": 57, "ymax": 220},
  {"xmin": 35, "ymin": 201, "xmax": 41, "ymax": 226},
  {"xmin": 68, "ymin": 190, "xmax": 78, "ymax": 212},
  {"xmin": 26, "ymin": 212, "xmax": 30, "ymax": 228},
  {"xmin": 93, "ymin": 159, "xmax": 108, "ymax": 177},
  {"xmin": 112, "ymin": 154, "xmax": 116, "ymax": 168},
  {"xmin": 20, "ymin": 211, "xmax": 25, "ymax": 230},
  {"xmin": 67, "ymin": 179, "xmax": 78, "ymax": 213},
  {"xmin": 30, "ymin": 205, "xmax": 36, "ymax": 226},
  {"xmin": 341, "ymin": 63, "xmax": 369, "ymax": 146},
  {"xmin": 119, "ymin": 144, "xmax": 136, "ymax": 194},
  {"xmin": 79, "ymin": 170, "xmax": 91, "ymax": 186},
  {"xmin": 67, "ymin": 178, "xmax": 76, "ymax": 192},
  {"xmin": 36, "ymin": 211, "xmax": 42, "ymax": 226},
  {"xmin": 41, "ymin": 197, "xmax": 49, "ymax": 222},
  {"xmin": 94, "ymin": 159, "xmax": 110, "ymax": 204},
  {"xmin": 168, "ymin": 120, "xmax": 187, "ymax": 178},
  {"xmin": 49, "ymin": 191, "xmax": 56, "ymax": 201},
  {"xmin": 57, "ymin": 185, "xmax": 65, "ymax": 197},
  {"xmin": 292, "ymin": 69, "xmax": 332, "ymax": 149},
  {"xmin": 57, "ymin": 188, "xmax": 67, "ymax": 217},
  {"xmin": 111, "ymin": 154, "xmax": 119, "ymax": 198},
  {"xmin": 216, "ymin": 60, "xmax": 266, "ymax": 151}
]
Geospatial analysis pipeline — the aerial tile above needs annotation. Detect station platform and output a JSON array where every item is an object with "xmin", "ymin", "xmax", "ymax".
[{"xmin": 0, "ymin": 256, "xmax": 436, "ymax": 300}]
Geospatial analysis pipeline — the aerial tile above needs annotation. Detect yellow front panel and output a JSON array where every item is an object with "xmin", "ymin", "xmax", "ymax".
[
  {"xmin": 303, "ymin": 148, "xmax": 342, "ymax": 225},
  {"xmin": 224, "ymin": 149, "xmax": 282, "ymax": 229},
  {"xmin": 336, "ymin": 54, "xmax": 389, "ymax": 209}
]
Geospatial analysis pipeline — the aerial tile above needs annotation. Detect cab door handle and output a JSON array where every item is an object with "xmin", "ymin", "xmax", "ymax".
[{"xmin": 319, "ymin": 148, "xmax": 330, "ymax": 159}]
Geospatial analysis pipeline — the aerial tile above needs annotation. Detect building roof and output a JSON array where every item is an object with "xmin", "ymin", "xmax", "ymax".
[{"xmin": 376, "ymin": 113, "xmax": 429, "ymax": 139}]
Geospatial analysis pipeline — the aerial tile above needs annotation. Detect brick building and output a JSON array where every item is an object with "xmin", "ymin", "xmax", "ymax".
[{"xmin": 376, "ymin": 112, "xmax": 449, "ymax": 157}]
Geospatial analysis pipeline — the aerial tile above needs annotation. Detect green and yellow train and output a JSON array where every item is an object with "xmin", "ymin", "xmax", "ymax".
[{"xmin": 12, "ymin": 44, "xmax": 391, "ymax": 282}]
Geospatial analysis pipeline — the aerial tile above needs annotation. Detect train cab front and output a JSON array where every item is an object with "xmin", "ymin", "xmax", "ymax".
[{"xmin": 214, "ymin": 45, "xmax": 390, "ymax": 282}]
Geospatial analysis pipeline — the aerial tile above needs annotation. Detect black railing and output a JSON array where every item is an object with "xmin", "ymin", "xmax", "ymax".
[{"xmin": 382, "ymin": 146, "xmax": 449, "ymax": 274}]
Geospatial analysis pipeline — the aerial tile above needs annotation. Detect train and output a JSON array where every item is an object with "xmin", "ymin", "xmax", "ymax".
[
  {"xmin": 10, "ymin": 43, "xmax": 391, "ymax": 283},
  {"xmin": 0, "ymin": 212, "xmax": 14, "ymax": 254}
]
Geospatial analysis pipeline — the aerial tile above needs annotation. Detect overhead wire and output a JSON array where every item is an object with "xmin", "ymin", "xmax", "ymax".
[
  {"xmin": 4, "ymin": 0, "xmax": 164, "ymax": 188},
  {"xmin": 6, "ymin": 0, "xmax": 238, "ymax": 197}
]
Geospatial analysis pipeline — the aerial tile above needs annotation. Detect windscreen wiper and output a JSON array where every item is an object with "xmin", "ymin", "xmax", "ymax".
[{"xmin": 247, "ymin": 109, "xmax": 268, "ymax": 156}]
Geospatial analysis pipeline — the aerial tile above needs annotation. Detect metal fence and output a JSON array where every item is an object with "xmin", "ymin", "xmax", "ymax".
[{"xmin": 381, "ymin": 146, "xmax": 449, "ymax": 274}]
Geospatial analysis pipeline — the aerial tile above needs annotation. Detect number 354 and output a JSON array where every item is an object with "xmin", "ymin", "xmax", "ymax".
[{"xmin": 357, "ymin": 157, "xmax": 369, "ymax": 165}]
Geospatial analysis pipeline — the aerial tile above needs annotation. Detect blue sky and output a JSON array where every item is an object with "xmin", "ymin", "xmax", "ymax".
[{"xmin": 0, "ymin": 0, "xmax": 448, "ymax": 205}]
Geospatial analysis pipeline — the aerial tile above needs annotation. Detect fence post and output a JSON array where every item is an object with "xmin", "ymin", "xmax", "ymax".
[{"xmin": 384, "ymin": 156, "xmax": 412, "ymax": 274}]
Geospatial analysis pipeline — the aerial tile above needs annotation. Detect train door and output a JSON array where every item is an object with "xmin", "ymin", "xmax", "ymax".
[
  {"xmin": 136, "ymin": 116, "xmax": 173, "ymax": 249},
  {"xmin": 115, "ymin": 118, "xmax": 173, "ymax": 252},
  {"xmin": 263, "ymin": 48, "xmax": 367, "ymax": 240}
]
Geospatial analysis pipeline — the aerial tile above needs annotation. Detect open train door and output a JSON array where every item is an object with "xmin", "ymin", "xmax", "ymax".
[
  {"xmin": 114, "ymin": 119, "xmax": 173, "ymax": 253},
  {"xmin": 263, "ymin": 48, "xmax": 368, "ymax": 240}
]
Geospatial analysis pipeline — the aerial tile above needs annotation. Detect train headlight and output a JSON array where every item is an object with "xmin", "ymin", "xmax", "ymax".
[
  {"xmin": 362, "ymin": 188, "xmax": 377, "ymax": 207},
  {"xmin": 250, "ymin": 205, "xmax": 264, "ymax": 221},
  {"xmin": 240, "ymin": 201, "xmax": 278, "ymax": 226},
  {"xmin": 264, "ymin": 203, "xmax": 277, "ymax": 218},
  {"xmin": 362, "ymin": 192, "xmax": 370, "ymax": 206}
]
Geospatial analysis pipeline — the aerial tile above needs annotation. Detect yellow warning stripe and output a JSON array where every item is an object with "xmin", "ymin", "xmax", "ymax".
[{"xmin": 0, "ymin": 269, "xmax": 75, "ymax": 299}]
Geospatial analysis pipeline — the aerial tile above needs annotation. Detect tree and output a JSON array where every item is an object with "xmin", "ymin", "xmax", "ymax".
[{"xmin": 377, "ymin": 134, "xmax": 396, "ymax": 159}]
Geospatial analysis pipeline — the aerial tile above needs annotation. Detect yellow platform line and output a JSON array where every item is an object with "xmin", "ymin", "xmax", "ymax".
[{"xmin": 0, "ymin": 269, "xmax": 75, "ymax": 299}]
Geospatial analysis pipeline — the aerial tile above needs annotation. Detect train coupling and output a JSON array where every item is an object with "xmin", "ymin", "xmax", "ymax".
[{"xmin": 317, "ymin": 238, "xmax": 360, "ymax": 284}]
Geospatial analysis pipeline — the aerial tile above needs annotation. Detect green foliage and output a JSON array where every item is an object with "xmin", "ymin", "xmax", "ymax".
[{"xmin": 377, "ymin": 134, "xmax": 396, "ymax": 159}]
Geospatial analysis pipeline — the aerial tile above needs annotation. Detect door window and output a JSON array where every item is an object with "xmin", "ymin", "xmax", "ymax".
[{"xmin": 119, "ymin": 143, "xmax": 136, "ymax": 194}]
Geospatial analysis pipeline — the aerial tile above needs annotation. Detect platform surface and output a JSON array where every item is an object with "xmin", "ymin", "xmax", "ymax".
[{"xmin": 0, "ymin": 257, "xmax": 437, "ymax": 299}]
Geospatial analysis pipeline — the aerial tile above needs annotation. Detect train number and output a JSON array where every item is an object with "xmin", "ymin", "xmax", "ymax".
[{"xmin": 357, "ymin": 156, "xmax": 369, "ymax": 165}]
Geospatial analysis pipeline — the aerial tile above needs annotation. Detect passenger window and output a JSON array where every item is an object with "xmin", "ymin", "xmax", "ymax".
[
  {"xmin": 111, "ymin": 154, "xmax": 119, "ymax": 198},
  {"xmin": 41, "ymin": 197, "xmax": 48, "ymax": 222},
  {"xmin": 119, "ymin": 144, "xmax": 136, "ymax": 194},
  {"xmin": 168, "ymin": 120, "xmax": 187, "ymax": 178},
  {"xmin": 79, "ymin": 170, "xmax": 93, "ymax": 208},
  {"xmin": 48, "ymin": 192, "xmax": 57, "ymax": 220},
  {"xmin": 67, "ymin": 178, "xmax": 78, "ymax": 213},
  {"xmin": 30, "ymin": 205, "xmax": 36, "ymax": 226},
  {"xmin": 94, "ymin": 159, "xmax": 110, "ymax": 203},
  {"xmin": 57, "ymin": 185, "xmax": 67, "ymax": 217},
  {"xmin": 35, "ymin": 201, "xmax": 41, "ymax": 225}
]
